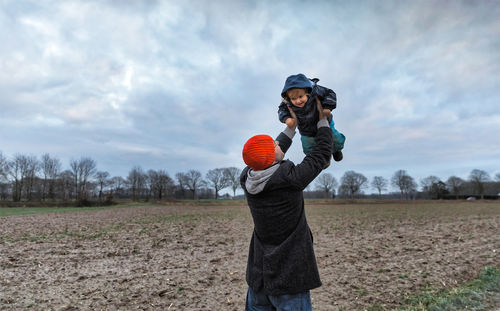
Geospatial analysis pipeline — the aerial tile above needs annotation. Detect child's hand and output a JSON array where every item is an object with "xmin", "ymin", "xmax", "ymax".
[
  {"xmin": 286, "ymin": 109, "xmax": 298, "ymax": 130},
  {"xmin": 322, "ymin": 108, "xmax": 331, "ymax": 116}
]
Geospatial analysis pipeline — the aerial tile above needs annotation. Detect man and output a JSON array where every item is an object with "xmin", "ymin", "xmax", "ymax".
[{"xmin": 241, "ymin": 97, "xmax": 333, "ymax": 310}]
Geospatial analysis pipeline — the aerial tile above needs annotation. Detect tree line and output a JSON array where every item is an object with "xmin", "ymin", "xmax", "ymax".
[
  {"xmin": 0, "ymin": 151, "xmax": 499, "ymax": 203},
  {"xmin": 314, "ymin": 169, "xmax": 500, "ymax": 200},
  {"xmin": 0, "ymin": 152, "xmax": 243, "ymax": 203}
]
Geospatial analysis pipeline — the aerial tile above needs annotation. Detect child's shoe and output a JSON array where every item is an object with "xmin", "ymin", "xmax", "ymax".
[{"xmin": 333, "ymin": 151, "xmax": 343, "ymax": 162}]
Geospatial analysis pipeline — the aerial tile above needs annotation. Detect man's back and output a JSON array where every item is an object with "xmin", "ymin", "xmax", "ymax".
[
  {"xmin": 240, "ymin": 122, "xmax": 333, "ymax": 295},
  {"xmin": 242, "ymin": 161, "xmax": 305, "ymax": 245}
]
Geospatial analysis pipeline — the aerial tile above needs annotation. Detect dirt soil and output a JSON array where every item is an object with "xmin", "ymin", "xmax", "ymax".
[{"xmin": 0, "ymin": 201, "xmax": 499, "ymax": 310}]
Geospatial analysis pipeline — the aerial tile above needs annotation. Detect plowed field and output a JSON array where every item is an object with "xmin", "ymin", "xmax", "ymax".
[{"xmin": 1, "ymin": 201, "xmax": 499, "ymax": 310}]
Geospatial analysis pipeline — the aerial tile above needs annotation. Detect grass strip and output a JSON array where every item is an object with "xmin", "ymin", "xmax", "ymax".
[
  {"xmin": 0, "ymin": 202, "xmax": 144, "ymax": 217},
  {"xmin": 397, "ymin": 266, "xmax": 500, "ymax": 311}
]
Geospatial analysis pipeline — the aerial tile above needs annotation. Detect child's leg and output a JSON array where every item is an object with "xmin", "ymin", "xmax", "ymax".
[
  {"xmin": 329, "ymin": 119, "xmax": 345, "ymax": 152},
  {"xmin": 301, "ymin": 135, "xmax": 331, "ymax": 168},
  {"xmin": 300, "ymin": 135, "xmax": 316, "ymax": 155}
]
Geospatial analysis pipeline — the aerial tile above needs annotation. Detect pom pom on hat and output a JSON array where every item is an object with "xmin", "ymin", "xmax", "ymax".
[{"xmin": 242, "ymin": 135, "xmax": 275, "ymax": 170}]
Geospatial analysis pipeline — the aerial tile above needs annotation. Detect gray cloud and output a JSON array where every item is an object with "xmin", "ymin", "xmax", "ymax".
[{"xmin": 1, "ymin": 0, "xmax": 499, "ymax": 190}]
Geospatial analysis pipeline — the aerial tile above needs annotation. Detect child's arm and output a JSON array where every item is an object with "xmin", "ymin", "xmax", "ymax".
[
  {"xmin": 278, "ymin": 101, "xmax": 293, "ymax": 124},
  {"xmin": 315, "ymin": 85, "xmax": 337, "ymax": 111},
  {"xmin": 275, "ymin": 106, "xmax": 298, "ymax": 154}
]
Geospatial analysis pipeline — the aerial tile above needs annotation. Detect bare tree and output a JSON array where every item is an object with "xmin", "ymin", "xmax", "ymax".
[
  {"xmin": 6, "ymin": 154, "xmax": 40, "ymax": 201},
  {"xmin": 185, "ymin": 170, "xmax": 204, "ymax": 200},
  {"xmin": 8, "ymin": 154, "xmax": 27, "ymax": 201},
  {"xmin": 70, "ymin": 157, "xmax": 97, "ymax": 201},
  {"xmin": 446, "ymin": 176, "xmax": 464, "ymax": 199},
  {"xmin": 148, "ymin": 169, "xmax": 174, "ymax": 200},
  {"xmin": 340, "ymin": 171, "xmax": 367, "ymax": 199},
  {"xmin": 69, "ymin": 159, "xmax": 79, "ymax": 200},
  {"xmin": 158, "ymin": 170, "xmax": 174, "ymax": 200},
  {"xmin": 391, "ymin": 170, "xmax": 417, "ymax": 200},
  {"xmin": 145, "ymin": 170, "xmax": 157, "ymax": 201},
  {"xmin": 40, "ymin": 154, "xmax": 61, "ymax": 201},
  {"xmin": 392, "ymin": 169, "xmax": 406, "ymax": 199},
  {"xmin": 206, "ymin": 168, "xmax": 230, "ymax": 199},
  {"xmin": 58, "ymin": 170, "xmax": 74, "ymax": 200},
  {"xmin": 95, "ymin": 171, "xmax": 110, "ymax": 201},
  {"xmin": 420, "ymin": 175, "xmax": 440, "ymax": 199},
  {"xmin": 0, "ymin": 182, "xmax": 8, "ymax": 200},
  {"xmin": 224, "ymin": 167, "xmax": 241, "ymax": 197},
  {"xmin": 495, "ymin": 173, "xmax": 500, "ymax": 196},
  {"xmin": 371, "ymin": 176, "xmax": 388, "ymax": 197},
  {"xmin": 315, "ymin": 173, "xmax": 338, "ymax": 198},
  {"xmin": 404, "ymin": 175, "xmax": 418, "ymax": 200},
  {"xmin": 421, "ymin": 176, "xmax": 448, "ymax": 199},
  {"xmin": 433, "ymin": 181, "xmax": 449, "ymax": 199},
  {"xmin": 0, "ymin": 152, "xmax": 9, "ymax": 200},
  {"xmin": 80, "ymin": 158, "xmax": 97, "ymax": 200},
  {"xmin": 87, "ymin": 180, "xmax": 99, "ymax": 199},
  {"xmin": 469, "ymin": 169, "xmax": 490, "ymax": 199},
  {"xmin": 110, "ymin": 176, "xmax": 126, "ymax": 198},
  {"xmin": 24, "ymin": 155, "xmax": 39, "ymax": 201},
  {"xmin": 175, "ymin": 172, "xmax": 188, "ymax": 198},
  {"xmin": 0, "ymin": 151, "xmax": 7, "ymax": 181},
  {"xmin": 128, "ymin": 166, "xmax": 146, "ymax": 201}
]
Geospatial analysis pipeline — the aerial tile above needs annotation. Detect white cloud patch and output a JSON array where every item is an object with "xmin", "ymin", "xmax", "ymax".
[{"xmin": 0, "ymin": 0, "xmax": 499, "ymax": 183}]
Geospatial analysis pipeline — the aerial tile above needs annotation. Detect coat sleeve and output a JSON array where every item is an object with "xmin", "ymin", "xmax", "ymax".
[
  {"xmin": 278, "ymin": 101, "xmax": 292, "ymax": 123},
  {"xmin": 283, "ymin": 125, "xmax": 333, "ymax": 190},
  {"xmin": 275, "ymin": 126, "xmax": 295, "ymax": 154},
  {"xmin": 315, "ymin": 85, "xmax": 337, "ymax": 111},
  {"xmin": 240, "ymin": 166, "xmax": 250, "ymax": 190}
]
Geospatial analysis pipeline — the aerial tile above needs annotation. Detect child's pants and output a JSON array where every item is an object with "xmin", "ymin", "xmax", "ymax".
[{"xmin": 301, "ymin": 119, "xmax": 345, "ymax": 155}]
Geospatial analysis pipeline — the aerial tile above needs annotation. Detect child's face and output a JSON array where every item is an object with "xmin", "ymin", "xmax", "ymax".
[{"xmin": 287, "ymin": 88, "xmax": 308, "ymax": 108}]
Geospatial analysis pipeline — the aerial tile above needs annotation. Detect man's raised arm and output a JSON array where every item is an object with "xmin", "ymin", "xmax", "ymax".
[
  {"xmin": 284, "ymin": 97, "xmax": 333, "ymax": 190},
  {"xmin": 275, "ymin": 106, "xmax": 298, "ymax": 154}
]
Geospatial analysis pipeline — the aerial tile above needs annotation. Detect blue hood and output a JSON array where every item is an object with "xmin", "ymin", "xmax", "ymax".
[{"xmin": 281, "ymin": 73, "xmax": 314, "ymax": 98}]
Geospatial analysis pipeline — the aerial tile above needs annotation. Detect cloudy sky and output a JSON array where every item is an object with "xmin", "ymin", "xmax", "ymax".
[{"xmin": 1, "ymin": 0, "xmax": 499, "ymax": 192}]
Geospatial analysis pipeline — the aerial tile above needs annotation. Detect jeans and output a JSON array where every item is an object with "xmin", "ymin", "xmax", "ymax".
[
  {"xmin": 245, "ymin": 287, "xmax": 313, "ymax": 311},
  {"xmin": 301, "ymin": 118, "xmax": 345, "ymax": 155}
]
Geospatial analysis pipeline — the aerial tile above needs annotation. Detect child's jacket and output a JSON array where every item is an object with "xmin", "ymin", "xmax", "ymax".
[{"xmin": 278, "ymin": 73, "xmax": 337, "ymax": 137}]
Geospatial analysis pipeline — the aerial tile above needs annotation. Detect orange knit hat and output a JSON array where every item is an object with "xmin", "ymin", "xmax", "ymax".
[{"xmin": 242, "ymin": 135, "xmax": 275, "ymax": 170}]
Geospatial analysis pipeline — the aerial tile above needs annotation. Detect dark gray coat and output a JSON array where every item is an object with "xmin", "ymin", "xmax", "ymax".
[{"xmin": 240, "ymin": 124, "xmax": 333, "ymax": 295}]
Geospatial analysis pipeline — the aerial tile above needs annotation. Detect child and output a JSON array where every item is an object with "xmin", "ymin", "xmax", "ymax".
[{"xmin": 278, "ymin": 73, "xmax": 345, "ymax": 163}]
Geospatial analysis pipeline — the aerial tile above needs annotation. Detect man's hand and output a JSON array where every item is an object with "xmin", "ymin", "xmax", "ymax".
[
  {"xmin": 316, "ymin": 96, "xmax": 329, "ymax": 120},
  {"xmin": 286, "ymin": 108, "xmax": 298, "ymax": 130}
]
